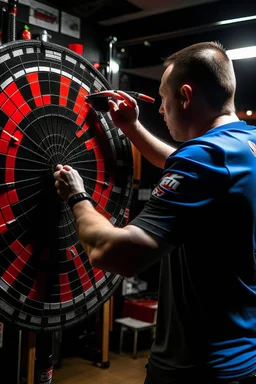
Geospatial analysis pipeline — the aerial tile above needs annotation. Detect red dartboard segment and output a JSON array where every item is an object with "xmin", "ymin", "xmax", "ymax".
[
  {"xmin": 4, "ymin": 82, "xmax": 32, "ymax": 116},
  {"xmin": 76, "ymin": 122, "xmax": 89, "ymax": 138},
  {"xmin": 2, "ymin": 98, "xmax": 18, "ymax": 116},
  {"xmin": 0, "ymin": 210, "xmax": 7, "ymax": 234},
  {"xmin": 72, "ymin": 246, "xmax": 94, "ymax": 290},
  {"xmin": 0, "ymin": 40, "xmax": 133, "ymax": 332},
  {"xmin": 2, "ymin": 242, "xmax": 26, "ymax": 284},
  {"xmin": 6, "ymin": 155, "xmax": 16, "ymax": 172},
  {"xmin": 42, "ymin": 95, "xmax": 51, "ymax": 105},
  {"xmin": 29, "ymin": 271, "xmax": 48, "ymax": 301},
  {"xmin": 59, "ymin": 273, "xmax": 73, "ymax": 302},
  {"xmin": 93, "ymin": 268, "xmax": 104, "ymax": 283},
  {"xmin": 10, "ymin": 239, "xmax": 24, "ymax": 255},
  {"xmin": 7, "ymin": 189, "xmax": 19, "ymax": 205},
  {"xmin": 0, "ymin": 140, "xmax": 9, "ymax": 154},
  {"xmin": 12, "ymin": 109, "xmax": 24, "ymax": 124},
  {"xmin": 80, "ymin": 272, "xmax": 92, "ymax": 291},
  {"xmin": 0, "ymin": 92, "xmax": 8, "ymax": 107},
  {"xmin": 59, "ymin": 75, "xmax": 71, "ymax": 107},
  {"xmin": 5, "ymin": 136, "xmax": 22, "ymax": 184},
  {"xmin": 1, "ymin": 204, "xmax": 15, "ymax": 223},
  {"xmin": 76, "ymin": 104, "xmax": 92, "ymax": 126},
  {"xmin": 73, "ymin": 86, "xmax": 88, "ymax": 115},
  {"xmin": 0, "ymin": 224, "xmax": 7, "ymax": 234},
  {"xmin": 0, "ymin": 192, "xmax": 8, "ymax": 206},
  {"xmin": 2, "ymin": 243, "xmax": 32, "ymax": 286},
  {"xmin": 95, "ymin": 205, "xmax": 112, "ymax": 220},
  {"xmin": 66, "ymin": 247, "xmax": 74, "ymax": 261},
  {"xmin": 3, "ymin": 119, "xmax": 16, "ymax": 135},
  {"xmin": 27, "ymin": 72, "xmax": 43, "ymax": 107}
]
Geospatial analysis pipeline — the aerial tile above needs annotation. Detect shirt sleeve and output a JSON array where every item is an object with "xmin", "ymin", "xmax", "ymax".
[{"xmin": 129, "ymin": 142, "xmax": 229, "ymax": 245}]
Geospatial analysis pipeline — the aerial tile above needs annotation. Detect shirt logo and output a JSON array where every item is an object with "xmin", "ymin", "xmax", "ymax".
[
  {"xmin": 152, "ymin": 173, "xmax": 183, "ymax": 197},
  {"xmin": 248, "ymin": 140, "xmax": 256, "ymax": 157}
]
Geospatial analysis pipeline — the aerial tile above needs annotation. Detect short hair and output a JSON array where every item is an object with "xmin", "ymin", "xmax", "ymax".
[{"xmin": 163, "ymin": 41, "xmax": 236, "ymax": 113}]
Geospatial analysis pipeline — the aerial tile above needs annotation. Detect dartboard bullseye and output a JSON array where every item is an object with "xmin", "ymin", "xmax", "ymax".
[{"xmin": 0, "ymin": 40, "xmax": 133, "ymax": 332}]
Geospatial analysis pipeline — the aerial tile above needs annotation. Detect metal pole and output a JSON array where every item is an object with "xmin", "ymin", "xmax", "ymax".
[
  {"xmin": 17, "ymin": 329, "xmax": 22, "ymax": 384},
  {"xmin": 7, "ymin": 0, "xmax": 18, "ymax": 42},
  {"xmin": 107, "ymin": 36, "xmax": 117, "ymax": 85}
]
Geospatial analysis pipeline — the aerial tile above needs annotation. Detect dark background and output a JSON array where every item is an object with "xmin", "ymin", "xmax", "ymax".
[{"xmin": 0, "ymin": 0, "xmax": 256, "ymax": 371}]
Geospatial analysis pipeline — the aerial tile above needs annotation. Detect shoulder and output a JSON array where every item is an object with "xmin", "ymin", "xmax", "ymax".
[
  {"xmin": 167, "ymin": 137, "xmax": 226, "ymax": 171},
  {"xmin": 168, "ymin": 120, "xmax": 255, "ymax": 167}
]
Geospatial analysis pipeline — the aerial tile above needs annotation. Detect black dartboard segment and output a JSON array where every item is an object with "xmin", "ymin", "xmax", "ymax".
[{"xmin": 0, "ymin": 40, "xmax": 133, "ymax": 332}]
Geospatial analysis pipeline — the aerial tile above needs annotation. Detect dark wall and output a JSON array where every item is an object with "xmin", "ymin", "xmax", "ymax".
[
  {"xmin": 113, "ymin": 1, "xmax": 256, "ymax": 113},
  {"xmin": 0, "ymin": 0, "xmax": 107, "ymax": 64}
]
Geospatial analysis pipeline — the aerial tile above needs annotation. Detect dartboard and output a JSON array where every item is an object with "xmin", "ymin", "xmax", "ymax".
[{"xmin": 0, "ymin": 40, "xmax": 133, "ymax": 332}]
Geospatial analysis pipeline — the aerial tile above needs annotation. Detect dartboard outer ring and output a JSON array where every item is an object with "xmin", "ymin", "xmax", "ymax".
[{"xmin": 0, "ymin": 39, "xmax": 134, "ymax": 332}]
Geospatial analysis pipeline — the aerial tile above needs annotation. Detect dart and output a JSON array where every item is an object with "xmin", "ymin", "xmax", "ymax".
[
  {"xmin": 3, "ymin": 129, "xmax": 18, "ymax": 142},
  {"xmin": 86, "ymin": 90, "xmax": 155, "ymax": 112},
  {"xmin": 86, "ymin": 90, "xmax": 155, "ymax": 103}
]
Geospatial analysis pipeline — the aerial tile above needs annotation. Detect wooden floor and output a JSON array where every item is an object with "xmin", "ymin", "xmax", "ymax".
[{"xmin": 52, "ymin": 350, "xmax": 149, "ymax": 384}]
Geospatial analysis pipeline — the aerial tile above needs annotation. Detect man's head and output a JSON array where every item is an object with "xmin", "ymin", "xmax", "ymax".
[{"xmin": 159, "ymin": 41, "xmax": 237, "ymax": 142}]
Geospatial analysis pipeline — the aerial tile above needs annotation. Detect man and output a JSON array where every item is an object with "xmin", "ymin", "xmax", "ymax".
[{"xmin": 54, "ymin": 41, "xmax": 256, "ymax": 383}]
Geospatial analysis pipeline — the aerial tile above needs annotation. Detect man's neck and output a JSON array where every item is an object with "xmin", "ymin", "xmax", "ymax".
[
  {"xmin": 211, "ymin": 113, "xmax": 239, "ymax": 129},
  {"xmin": 192, "ymin": 112, "xmax": 240, "ymax": 139}
]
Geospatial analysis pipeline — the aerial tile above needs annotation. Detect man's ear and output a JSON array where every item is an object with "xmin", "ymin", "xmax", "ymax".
[{"xmin": 180, "ymin": 84, "xmax": 192, "ymax": 109}]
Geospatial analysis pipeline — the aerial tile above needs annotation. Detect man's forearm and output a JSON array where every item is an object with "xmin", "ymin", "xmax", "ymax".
[
  {"xmin": 72, "ymin": 199, "xmax": 112, "ymax": 255},
  {"xmin": 128, "ymin": 121, "xmax": 176, "ymax": 168},
  {"xmin": 71, "ymin": 199, "xmax": 161, "ymax": 276},
  {"xmin": 72, "ymin": 200, "xmax": 133, "ymax": 275}
]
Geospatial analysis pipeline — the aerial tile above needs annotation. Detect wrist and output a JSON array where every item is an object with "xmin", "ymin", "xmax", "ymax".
[
  {"xmin": 124, "ymin": 120, "xmax": 140, "ymax": 141},
  {"xmin": 68, "ymin": 192, "xmax": 94, "ymax": 209}
]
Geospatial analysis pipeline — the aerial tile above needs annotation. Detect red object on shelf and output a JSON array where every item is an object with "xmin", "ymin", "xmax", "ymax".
[
  {"xmin": 123, "ymin": 298, "xmax": 158, "ymax": 323},
  {"xmin": 22, "ymin": 25, "xmax": 31, "ymax": 40},
  {"xmin": 93, "ymin": 62, "xmax": 101, "ymax": 69},
  {"xmin": 68, "ymin": 43, "xmax": 83, "ymax": 55}
]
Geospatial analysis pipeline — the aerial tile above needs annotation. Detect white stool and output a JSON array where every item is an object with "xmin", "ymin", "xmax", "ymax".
[{"xmin": 115, "ymin": 317, "xmax": 156, "ymax": 358}]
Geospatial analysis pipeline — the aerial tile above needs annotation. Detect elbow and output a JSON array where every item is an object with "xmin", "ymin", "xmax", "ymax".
[
  {"xmin": 87, "ymin": 244, "xmax": 111, "ymax": 271},
  {"xmin": 88, "ymin": 248, "xmax": 139, "ymax": 277},
  {"xmin": 88, "ymin": 250, "xmax": 103, "ymax": 270}
]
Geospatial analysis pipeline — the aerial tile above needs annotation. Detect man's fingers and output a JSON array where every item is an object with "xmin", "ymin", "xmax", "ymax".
[
  {"xmin": 97, "ymin": 91, "xmax": 124, "ymax": 100},
  {"xmin": 108, "ymin": 99, "xmax": 118, "ymax": 111},
  {"xmin": 55, "ymin": 179, "xmax": 69, "ymax": 194},
  {"xmin": 91, "ymin": 90, "xmax": 136, "ymax": 109},
  {"xmin": 53, "ymin": 170, "xmax": 61, "ymax": 180},
  {"xmin": 116, "ymin": 90, "xmax": 137, "ymax": 109},
  {"xmin": 63, "ymin": 165, "xmax": 72, "ymax": 171}
]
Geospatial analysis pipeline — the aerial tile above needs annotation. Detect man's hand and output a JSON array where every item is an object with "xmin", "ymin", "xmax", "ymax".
[
  {"xmin": 53, "ymin": 164, "xmax": 85, "ymax": 201},
  {"xmin": 107, "ymin": 90, "xmax": 139, "ymax": 137}
]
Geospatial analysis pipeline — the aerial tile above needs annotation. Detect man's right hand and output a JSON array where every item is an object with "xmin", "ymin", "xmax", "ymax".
[{"xmin": 107, "ymin": 90, "xmax": 139, "ymax": 137}]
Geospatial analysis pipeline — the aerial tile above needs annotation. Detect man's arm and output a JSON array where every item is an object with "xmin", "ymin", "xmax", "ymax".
[
  {"xmin": 108, "ymin": 90, "xmax": 176, "ymax": 169},
  {"xmin": 126, "ymin": 120, "xmax": 175, "ymax": 169},
  {"xmin": 54, "ymin": 164, "xmax": 164, "ymax": 277},
  {"xmin": 72, "ymin": 200, "xmax": 162, "ymax": 276}
]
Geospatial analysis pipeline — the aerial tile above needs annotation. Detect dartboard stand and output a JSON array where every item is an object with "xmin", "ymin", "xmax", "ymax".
[{"xmin": 0, "ymin": 0, "xmax": 134, "ymax": 382}]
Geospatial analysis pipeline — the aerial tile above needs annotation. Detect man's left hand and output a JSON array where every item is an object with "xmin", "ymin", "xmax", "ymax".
[{"xmin": 53, "ymin": 164, "xmax": 85, "ymax": 201}]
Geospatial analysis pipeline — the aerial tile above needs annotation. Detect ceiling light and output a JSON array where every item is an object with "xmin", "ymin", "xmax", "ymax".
[
  {"xmin": 217, "ymin": 15, "xmax": 256, "ymax": 26},
  {"xmin": 226, "ymin": 46, "xmax": 256, "ymax": 60}
]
